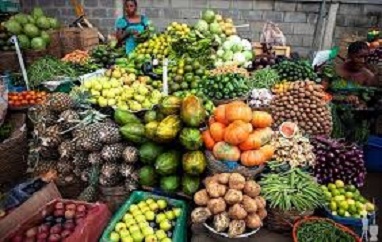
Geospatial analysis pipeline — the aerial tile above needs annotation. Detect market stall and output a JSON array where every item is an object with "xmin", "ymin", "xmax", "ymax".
[{"xmin": 0, "ymin": 5, "xmax": 381, "ymax": 242}]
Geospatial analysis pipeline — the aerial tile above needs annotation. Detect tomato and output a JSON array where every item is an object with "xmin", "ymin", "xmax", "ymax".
[
  {"xmin": 9, "ymin": 100, "xmax": 14, "ymax": 106},
  {"xmin": 14, "ymin": 101, "xmax": 21, "ymax": 106},
  {"xmin": 29, "ymin": 100, "xmax": 36, "ymax": 105},
  {"xmin": 21, "ymin": 100, "xmax": 28, "ymax": 105},
  {"xmin": 40, "ymin": 91, "xmax": 47, "ymax": 96},
  {"xmin": 25, "ymin": 94, "xmax": 32, "ymax": 100},
  {"xmin": 29, "ymin": 91, "xmax": 36, "ymax": 96}
]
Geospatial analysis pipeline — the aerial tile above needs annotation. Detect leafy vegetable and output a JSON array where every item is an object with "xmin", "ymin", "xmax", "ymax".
[{"xmin": 249, "ymin": 68, "xmax": 280, "ymax": 89}]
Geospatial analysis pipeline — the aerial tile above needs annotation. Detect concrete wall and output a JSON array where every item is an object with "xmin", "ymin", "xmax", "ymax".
[{"xmin": 21, "ymin": 0, "xmax": 382, "ymax": 56}]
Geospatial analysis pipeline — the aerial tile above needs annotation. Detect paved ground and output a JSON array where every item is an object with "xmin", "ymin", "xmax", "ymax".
[{"xmin": 191, "ymin": 173, "xmax": 382, "ymax": 242}]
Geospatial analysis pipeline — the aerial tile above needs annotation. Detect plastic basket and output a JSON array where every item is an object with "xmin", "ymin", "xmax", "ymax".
[
  {"xmin": 364, "ymin": 135, "xmax": 382, "ymax": 172},
  {"xmin": 100, "ymin": 190, "xmax": 188, "ymax": 242}
]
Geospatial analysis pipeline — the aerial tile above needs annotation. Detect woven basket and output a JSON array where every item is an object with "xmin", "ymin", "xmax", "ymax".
[
  {"xmin": 0, "ymin": 51, "xmax": 18, "ymax": 73},
  {"xmin": 24, "ymin": 49, "xmax": 47, "ymax": 67},
  {"xmin": 60, "ymin": 27, "xmax": 99, "ymax": 55},
  {"xmin": 266, "ymin": 207, "xmax": 314, "ymax": 233},
  {"xmin": 292, "ymin": 216, "xmax": 362, "ymax": 242},
  {"xmin": 99, "ymin": 185, "xmax": 130, "ymax": 213},
  {"xmin": 0, "ymin": 113, "xmax": 27, "ymax": 186},
  {"xmin": 56, "ymin": 178, "xmax": 86, "ymax": 199},
  {"xmin": 205, "ymin": 151, "xmax": 265, "ymax": 179},
  {"xmin": 47, "ymin": 30, "xmax": 62, "ymax": 59}
]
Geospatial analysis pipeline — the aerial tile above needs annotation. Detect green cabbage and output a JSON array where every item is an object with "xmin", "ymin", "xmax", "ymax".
[
  {"xmin": 202, "ymin": 10, "xmax": 215, "ymax": 23},
  {"xmin": 5, "ymin": 20, "xmax": 22, "ymax": 35},
  {"xmin": 223, "ymin": 50, "xmax": 234, "ymax": 61},
  {"xmin": 209, "ymin": 22, "xmax": 221, "ymax": 34},
  {"xmin": 195, "ymin": 19, "xmax": 209, "ymax": 32},
  {"xmin": 24, "ymin": 24, "xmax": 40, "ymax": 38},
  {"xmin": 30, "ymin": 37, "xmax": 46, "ymax": 50},
  {"xmin": 17, "ymin": 35, "xmax": 30, "ymax": 49}
]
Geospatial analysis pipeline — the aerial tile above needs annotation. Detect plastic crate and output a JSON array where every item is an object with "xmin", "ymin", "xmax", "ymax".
[
  {"xmin": 0, "ymin": 1, "xmax": 20, "ymax": 13},
  {"xmin": 364, "ymin": 135, "xmax": 382, "ymax": 172},
  {"xmin": 100, "ymin": 190, "xmax": 188, "ymax": 242}
]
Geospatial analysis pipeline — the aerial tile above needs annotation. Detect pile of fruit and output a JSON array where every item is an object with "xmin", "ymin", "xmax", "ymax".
[
  {"xmin": 117, "ymin": 95, "xmax": 207, "ymax": 196},
  {"xmin": 134, "ymin": 33, "xmax": 172, "ymax": 62},
  {"xmin": 90, "ymin": 45, "xmax": 125, "ymax": 68},
  {"xmin": 203, "ymin": 101, "xmax": 274, "ymax": 167},
  {"xmin": 270, "ymin": 80, "xmax": 332, "ymax": 136},
  {"xmin": 214, "ymin": 35, "xmax": 253, "ymax": 67},
  {"xmin": 61, "ymin": 50, "xmax": 90, "ymax": 64},
  {"xmin": 195, "ymin": 10, "xmax": 237, "ymax": 38},
  {"xmin": 272, "ymin": 60, "xmax": 317, "ymax": 82},
  {"xmin": 8, "ymin": 90, "xmax": 47, "ymax": 108},
  {"xmin": 4, "ymin": 7, "xmax": 60, "ymax": 50},
  {"xmin": 110, "ymin": 198, "xmax": 181, "ymax": 242},
  {"xmin": 9, "ymin": 201, "xmax": 88, "ymax": 241},
  {"xmin": 248, "ymin": 88, "xmax": 273, "ymax": 110},
  {"xmin": 209, "ymin": 65, "xmax": 249, "ymax": 77},
  {"xmin": 321, "ymin": 180, "xmax": 375, "ymax": 218},
  {"xmin": 191, "ymin": 173, "xmax": 267, "ymax": 237}
]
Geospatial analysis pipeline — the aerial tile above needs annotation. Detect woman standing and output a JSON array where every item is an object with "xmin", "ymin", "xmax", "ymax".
[{"xmin": 115, "ymin": 0, "xmax": 149, "ymax": 54}]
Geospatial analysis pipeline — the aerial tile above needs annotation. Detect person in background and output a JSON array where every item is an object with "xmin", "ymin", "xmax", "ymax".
[
  {"xmin": 336, "ymin": 41, "xmax": 376, "ymax": 86},
  {"xmin": 115, "ymin": 0, "xmax": 149, "ymax": 54}
]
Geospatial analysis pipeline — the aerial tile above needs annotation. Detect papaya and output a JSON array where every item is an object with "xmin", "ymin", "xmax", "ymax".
[
  {"xmin": 114, "ymin": 109, "xmax": 141, "ymax": 125},
  {"xmin": 181, "ymin": 95, "xmax": 206, "ymax": 127}
]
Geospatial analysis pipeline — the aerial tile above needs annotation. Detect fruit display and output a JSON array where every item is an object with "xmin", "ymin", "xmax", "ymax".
[
  {"xmin": 8, "ymin": 90, "xmax": 47, "ymax": 108},
  {"xmin": 259, "ymin": 167, "xmax": 325, "ymax": 212},
  {"xmin": 165, "ymin": 22, "xmax": 191, "ymax": 39},
  {"xmin": 172, "ymin": 90, "xmax": 215, "ymax": 117},
  {"xmin": 248, "ymin": 88, "xmax": 273, "ymax": 110},
  {"xmin": 81, "ymin": 67, "xmax": 163, "ymax": 112},
  {"xmin": 321, "ymin": 180, "xmax": 375, "ymax": 218},
  {"xmin": 270, "ymin": 80, "xmax": 332, "ymax": 136},
  {"xmin": 27, "ymin": 56, "xmax": 77, "ymax": 88},
  {"xmin": 62, "ymin": 50, "xmax": 90, "ymax": 64},
  {"xmin": 209, "ymin": 65, "xmax": 249, "ymax": 77},
  {"xmin": 134, "ymin": 33, "xmax": 172, "ymax": 62},
  {"xmin": 90, "ymin": 44, "xmax": 125, "ymax": 68},
  {"xmin": 191, "ymin": 173, "xmax": 267, "ymax": 237},
  {"xmin": 272, "ymin": 60, "xmax": 317, "ymax": 82},
  {"xmin": 271, "ymin": 125, "xmax": 316, "ymax": 168},
  {"xmin": 199, "ymin": 73, "xmax": 250, "ymax": 101},
  {"xmin": 203, "ymin": 101, "xmax": 274, "ymax": 167},
  {"xmin": 249, "ymin": 68, "xmax": 280, "ymax": 89},
  {"xmin": 4, "ymin": 7, "xmax": 60, "ymax": 50},
  {"xmin": 271, "ymin": 80, "xmax": 291, "ymax": 94},
  {"xmin": 214, "ymin": 35, "xmax": 253, "ymax": 67},
  {"xmin": 9, "ymin": 201, "xmax": 89, "ymax": 241},
  {"xmin": 311, "ymin": 136, "xmax": 366, "ymax": 187},
  {"xmin": 195, "ymin": 10, "xmax": 237, "ymax": 38}
]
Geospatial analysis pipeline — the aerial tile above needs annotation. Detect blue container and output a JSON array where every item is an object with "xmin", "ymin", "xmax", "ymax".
[{"xmin": 364, "ymin": 136, "xmax": 382, "ymax": 172}]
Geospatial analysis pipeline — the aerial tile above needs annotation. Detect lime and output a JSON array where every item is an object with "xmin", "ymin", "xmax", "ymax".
[
  {"xmin": 184, "ymin": 65, "xmax": 193, "ymax": 73},
  {"xmin": 349, "ymin": 204, "xmax": 357, "ymax": 214},
  {"xmin": 339, "ymin": 201, "xmax": 349, "ymax": 211},
  {"xmin": 338, "ymin": 209, "xmax": 346, "ymax": 217},
  {"xmin": 344, "ymin": 211, "xmax": 351, "ymax": 217},
  {"xmin": 321, "ymin": 185, "xmax": 329, "ymax": 192},
  {"xmin": 184, "ymin": 73, "xmax": 194, "ymax": 82},
  {"xmin": 359, "ymin": 197, "xmax": 367, "ymax": 203},
  {"xmin": 347, "ymin": 185, "xmax": 357, "ymax": 192},
  {"xmin": 324, "ymin": 191, "xmax": 332, "ymax": 200},
  {"xmin": 335, "ymin": 180, "xmax": 345, "ymax": 188},
  {"xmin": 334, "ymin": 195, "xmax": 346, "ymax": 202},
  {"xmin": 328, "ymin": 183, "xmax": 336, "ymax": 191},
  {"xmin": 338, "ymin": 188, "xmax": 346, "ymax": 195},
  {"xmin": 330, "ymin": 201, "xmax": 337, "ymax": 211},
  {"xmin": 177, "ymin": 69, "xmax": 184, "ymax": 75},
  {"xmin": 331, "ymin": 190, "xmax": 340, "ymax": 197},
  {"xmin": 345, "ymin": 192, "xmax": 354, "ymax": 199}
]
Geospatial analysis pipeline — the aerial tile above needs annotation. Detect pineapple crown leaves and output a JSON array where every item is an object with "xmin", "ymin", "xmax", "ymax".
[
  {"xmin": 69, "ymin": 87, "xmax": 93, "ymax": 109},
  {"xmin": 88, "ymin": 164, "xmax": 101, "ymax": 187},
  {"xmin": 60, "ymin": 109, "xmax": 108, "ymax": 135}
]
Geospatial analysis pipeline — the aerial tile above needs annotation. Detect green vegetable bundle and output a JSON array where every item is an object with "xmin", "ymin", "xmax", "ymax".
[
  {"xmin": 259, "ymin": 167, "xmax": 325, "ymax": 212},
  {"xmin": 273, "ymin": 60, "xmax": 317, "ymax": 82},
  {"xmin": 249, "ymin": 67, "xmax": 280, "ymax": 89},
  {"xmin": 199, "ymin": 73, "xmax": 250, "ymax": 100},
  {"xmin": 27, "ymin": 56, "xmax": 77, "ymax": 88}
]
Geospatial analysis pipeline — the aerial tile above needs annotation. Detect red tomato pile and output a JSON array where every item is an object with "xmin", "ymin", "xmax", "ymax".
[{"xmin": 8, "ymin": 91, "xmax": 47, "ymax": 107}]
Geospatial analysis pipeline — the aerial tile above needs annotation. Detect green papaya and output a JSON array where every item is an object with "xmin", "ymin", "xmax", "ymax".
[
  {"xmin": 144, "ymin": 110, "xmax": 158, "ymax": 124},
  {"xmin": 160, "ymin": 175, "xmax": 180, "ymax": 193},
  {"xmin": 182, "ymin": 175, "xmax": 201, "ymax": 195},
  {"xmin": 139, "ymin": 166, "xmax": 157, "ymax": 186},
  {"xmin": 155, "ymin": 150, "xmax": 181, "ymax": 176},
  {"xmin": 159, "ymin": 96, "xmax": 182, "ymax": 115},
  {"xmin": 114, "ymin": 109, "xmax": 141, "ymax": 125},
  {"xmin": 180, "ymin": 95, "xmax": 206, "ymax": 127},
  {"xmin": 155, "ymin": 115, "xmax": 182, "ymax": 143},
  {"xmin": 145, "ymin": 121, "xmax": 159, "ymax": 140},
  {"xmin": 120, "ymin": 123, "xmax": 147, "ymax": 144},
  {"xmin": 139, "ymin": 142, "xmax": 164, "ymax": 165},
  {"xmin": 182, "ymin": 151, "xmax": 207, "ymax": 175},
  {"xmin": 179, "ymin": 128, "xmax": 203, "ymax": 151}
]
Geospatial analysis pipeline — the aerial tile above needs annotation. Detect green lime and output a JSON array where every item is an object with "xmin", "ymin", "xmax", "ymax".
[
  {"xmin": 331, "ymin": 189, "xmax": 340, "ymax": 196},
  {"xmin": 338, "ymin": 188, "xmax": 345, "ymax": 195},
  {"xmin": 330, "ymin": 201, "xmax": 337, "ymax": 211},
  {"xmin": 184, "ymin": 65, "xmax": 193, "ymax": 73},
  {"xmin": 335, "ymin": 180, "xmax": 345, "ymax": 188},
  {"xmin": 338, "ymin": 209, "xmax": 346, "ymax": 217},
  {"xmin": 324, "ymin": 191, "xmax": 332, "ymax": 200},
  {"xmin": 339, "ymin": 201, "xmax": 349, "ymax": 211},
  {"xmin": 345, "ymin": 192, "xmax": 354, "ymax": 199},
  {"xmin": 328, "ymin": 183, "xmax": 336, "ymax": 191}
]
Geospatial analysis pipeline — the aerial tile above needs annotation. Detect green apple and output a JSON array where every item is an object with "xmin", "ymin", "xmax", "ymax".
[
  {"xmin": 157, "ymin": 200, "xmax": 167, "ymax": 210},
  {"xmin": 129, "ymin": 204, "xmax": 139, "ymax": 213},
  {"xmin": 129, "ymin": 225, "xmax": 140, "ymax": 234},
  {"xmin": 110, "ymin": 231, "xmax": 120, "ymax": 242},
  {"xmin": 160, "ymin": 220, "xmax": 172, "ymax": 231},
  {"xmin": 120, "ymin": 229, "xmax": 130, "ymax": 238},
  {"xmin": 140, "ymin": 206, "xmax": 150, "ymax": 213},
  {"xmin": 138, "ymin": 201, "xmax": 147, "ymax": 209},
  {"xmin": 145, "ymin": 234, "xmax": 158, "ymax": 242},
  {"xmin": 90, "ymin": 90, "xmax": 101, "ymax": 97},
  {"xmin": 103, "ymin": 81, "xmax": 112, "ymax": 89},
  {"xmin": 115, "ymin": 222, "xmax": 127, "ymax": 232},
  {"xmin": 161, "ymin": 238, "xmax": 172, "ymax": 242},
  {"xmin": 142, "ymin": 226, "xmax": 154, "ymax": 236},
  {"xmin": 335, "ymin": 180, "xmax": 345, "ymax": 188},
  {"xmin": 131, "ymin": 232, "xmax": 144, "ymax": 242},
  {"xmin": 125, "ymin": 219, "xmax": 136, "ymax": 228},
  {"xmin": 138, "ymin": 221, "xmax": 149, "ymax": 229},
  {"xmin": 123, "ymin": 213, "xmax": 134, "ymax": 222},
  {"xmin": 165, "ymin": 211, "xmax": 175, "ymax": 220},
  {"xmin": 132, "ymin": 209, "xmax": 143, "ymax": 217},
  {"xmin": 93, "ymin": 83, "xmax": 102, "ymax": 91},
  {"xmin": 366, "ymin": 202, "xmax": 375, "ymax": 212},
  {"xmin": 155, "ymin": 230, "xmax": 167, "ymax": 240},
  {"xmin": 122, "ymin": 237, "xmax": 134, "ymax": 242},
  {"xmin": 145, "ymin": 199, "xmax": 155, "ymax": 205},
  {"xmin": 149, "ymin": 203, "xmax": 159, "ymax": 212},
  {"xmin": 145, "ymin": 211, "xmax": 155, "ymax": 221},
  {"xmin": 136, "ymin": 214, "xmax": 147, "ymax": 223},
  {"xmin": 156, "ymin": 213, "xmax": 166, "ymax": 224},
  {"xmin": 98, "ymin": 96, "xmax": 108, "ymax": 107},
  {"xmin": 173, "ymin": 208, "xmax": 181, "ymax": 218}
]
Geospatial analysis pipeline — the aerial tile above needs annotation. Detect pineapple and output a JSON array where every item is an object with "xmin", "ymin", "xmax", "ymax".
[
  {"xmin": 73, "ymin": 151, "xmax": 89, "ymax": 170},
  {"xmin": 99, "ymin": 123, "xmax": 121, "ymax": 144},
  {"xmin": 88, "ymin": 152, "xmax": 103, "ymax": 165},
  {"xmin": 29, "ymin": 104, "xmax": 58, "ymax": 126},
  {"xmin": 120, "ymin": 163, "xmax": 134, "ymax": 178},
  {"xmin": 33, "ymin": 123, "xmax": 46, "ymax": 138},
  {"xmin": 125, "ymin": 178, "xmax": 138, "ymax": 192},
  {"xmin": 100, "ymin": 163, "xmax": 122, "ymax": 186},
  {"xmin": 57, "ymin": 173, "xmax": 76, "ymax": 186},
  {"xmin": 76, "ymin": 137, "xmax": 103, "ymax": 151},
  {"xmin": 46, "ymin": 93, "xmax": 75, "ymax": 112},
  {"xmin": 77, "ymin": 185, "xmax": 98, "ymax": 202},
  {"xmin": 80, "ymin": 167, "xmax": 92, "ymax": 182},
  {"xmin": 58, "ymin": 110, "xmax": 80, "ymax": 131},
  {"xmin": 32, "ymin": 160, "xmax": 58, "ymax": 176},
  {"xmin": 101, "ymin": 143, "xmax": 125, "ymax": 162},
  {"xmin": 122, "ymin": 146, "xmax": 139, "ymax": 164},
  {"xmin": 99, "ymin": 174, "xmax": 121, "ymax": 187},
  {"xmin": 73, "ymin": 168, "xmax": 83, "ymax": 177},
  {"xmin": 40, "ymin": 125, "xmax": 62, "ymax": 147},
  {"xmin": 58, "ymin": 140, "xmax": 76, "ymax": 158},
  {"xmin": 56, "ymin": 158, "xmax": 74, "ymax": 175}
]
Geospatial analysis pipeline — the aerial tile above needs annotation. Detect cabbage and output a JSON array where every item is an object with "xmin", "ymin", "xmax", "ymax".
[
  {"xmin": 40, "ymin": 31, "xmax": 51, "ymax": 45},
  {"xmin": 223, "ymin": 50, "xmax": 234, "ymax": 61},
  {"xmin": 27, "ymin": 15, "xmax": 35, "ymax": 24},
  {"xmin": 14, "ymin": 13, "xmax": 28, "ymax": 25},
  {"xmin": 30, "ymin": 37, "xmax": 46, "ymax": 50},
  {"xmin": 228, "ymin": 35, "xmax": 241, "ymax": 44},
  {"xmin": 241, "ymin": 39, "xmax": 252, "ymax": 51},
  {"xmin": 231, "ymin": 43, "xmax": 243, "ymax": 53},
  {"xmin": 195, "ymin": 20, "xmax": 209, "ymax": 32},
  {"xmin": 48, "ymin": 17, "xmax": 60, "ymax": 29},
  {"xmin": 233, "ymin": 53, "xmax": 246, "ymax": 65},
  {"xmin": 243, "ymin": 51, "xmax": 253, "ymax": 61},
  {"xmin": 36, "ymin": 16, "xmax": 51, "ymax": 30},
  {"xmin": 32, "ymin": 7, "xmax": 44, "ymax": 18},
  {"xmin": 202, "ymin": 10, "xmax": 215, "ymax": 24},
  {"xmin": 214, "ymin": 59, "xmax": 223, "ymax": 67},
  {"xmin": 216, "ymin": 49, "xmax": 224, "ymax": 57},
  {"xmin": 209, "ymin": 22, "xmax": 221, "ymax": 34},
  {"xmin": 17, "ymin": 35, "xmax": 30, "ymax": 49},
  {"xmin": 223, "ymin": 41, "xmax": 233, "ymax": 51},
  {"xmin": 24, "ymin": 24, "xmax": 40, "ymax": 38},
  {"xmin": 5, "ymin": 20, "xmax": 22, "ymax": 35}
]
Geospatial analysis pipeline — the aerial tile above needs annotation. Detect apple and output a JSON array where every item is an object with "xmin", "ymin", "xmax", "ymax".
[
  {"xmin": 129, "ymin": 224, "xmax": 140, "ymax": 234},
  {"xmin": 55, "ymin": 202, "xmax": 65, "ymax": 210},
  {"xmin": 65, "ymin": 210, "xmax": 75, "ymax": 219},
  {"xmin": 140, "ymin": 207, "xmax": 150, "ymax": 213},
  {"xmin": 155, "ymin": 213, "xmax": 166, "ymax": 224},
  {"xmin": 25, "ymin": 227, "xmax": 38, "ymax": 238},
  {"xmin": 138, "ymin": 221, "xmax": 149, "ymax": 229},
  {"xmin": 161, "ymin": 238, "xmax": 171, "ymax": 242},
  {"xmin": 148, "ymin": 203, "xmax": 159, "ymax": 212},
  {"xmin": 38, "ymin": 225, "xmax": 50, "ymax": 234},
  {"xmin": 119, "ymin": 228, "xmax": 130, "ymax": 238},
  {"xmin": 75, "ymin": 211, "xmax": 86, "ymax": 219},
  {"xmin": 37, "ymin": 239, "xmax": 47, "ymax": 242},
  {"xmin": 123, "ymin": 213, "xmax": 134, "ymax": 222},
  {"xmin": 157, "ymin": 200, "xmax": 167, "ymax": 210},
  {"xmin": 142, "ymin": 227, "xmax": 154, "ymax": 236},
  {"xmin": 61, "ymin": 229, "xmax": 72, "ymax": 239},
  {"xmin": 64, "ymin": 221, "xmax": 76, "ymax": 231},
  {"xmin": 155, "ymin": 230, "xmax": 166, "ymax": 240},
  {"xmin": 53, "ymin": 209, "xmax": 64, "ymax": 217},
  {"xmin": 160, "ymin": 220, "xmax": 172, "ymax": 232},
  {"xmin": 138, "ymin": 201, "xmax": 147, "ymax": 209},
  {"xmin": 122, "ymin": 237, "xmax": 134, "ymax": 242},
  {"xmin": 145, "ymin": 235, "xmax": 158, "ymax": 242},
  {"xmin": 47, "ymin": 234, "xmax": 61, "ymax": 242},
  {"xmin": 132, "ymin": 210, "xmax": 143, "ymax": 218},
  {"xmin": 110, "ymin": 231, "xmax": 120, "ymax": 242},
  {"xmin": 37, "ymin": 232, "xmax": 48, "ymax": 240},
  {"xmin": 11, "ymin": 235, "xmax": 23, "ymax": 242},
  {"xmin": 76, "ymin": 204, "xmax": 87, "ymax": 213},
  {"xmin": 75, "ymin": 218, "xmax": 85, "ymax": 225},
  {"xmin": 115, "ymin": 222, "xmax": 127, "ymax": 232},
  {"xmin": 165, "ymin": 211, "xmax": 175, "ymax": 220},
  {"xmin": 24, "ymin": 238, "xmax": 36, "ymax": 242},
  {"xmin": 66, "ymin": 203, "xmax": 77, "ymax": 211},
  {"xmin": 144, "ymin": 211, "xmax": 155, "ymax": 221},
  {"xmin": 129, "ymin": 204, "xmax": 139, "ymax": 213},
  {"xmin": 50, "ymin": 225, "xmax": 62, "ymax": 234},
  {"xmin": 135, "ymin": 214, "xmax": 147, "ymax": 223},
  {"xmin": 173, "ymin": 208, "xmax": 181, "ymax": 218},
  {"xmin": 124, "ymin": 218, "xmax": 136, "ymax": 227},
  {"xmin": 131, "ymin": 231, "xmax": 144, "ymax": 242},
  {"xmin": 145, "ymin": 199, "xmax": 155, "ymax": 205}
]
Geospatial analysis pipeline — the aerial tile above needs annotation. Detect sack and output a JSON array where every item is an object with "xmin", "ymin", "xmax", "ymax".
[{"xmin": 260, "ymin": 21, "xmax": 286, "ymax": 46}]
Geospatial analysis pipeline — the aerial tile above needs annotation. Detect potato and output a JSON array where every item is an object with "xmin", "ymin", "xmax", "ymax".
[
  {"xmin": 228, "ymin": 173, "xmax": 246, "ymax": 190},
  {"xmin": 246, "ymin": 213, "xmax": 263, "ymax": 229},
  {"xmin": 243, "ymin": 180, "xmax": 261, "ymax": 198},
  {"xmin": 217, "ymin": 173, "xmax": 231, "ymax": 184},
  {"xmin": 213, "ymin": 212, "xmax": 230, "ymax": 232},
  {"xmin": 207, "ymin": 198, "xmax": 227, "ymax": 215},
  {"xmin": 206, "ymin": 182, "xmax": 227, "ymax": 198},
  {"xmin": 194, "ymin": 189, "xmax": 210, "ymax": 206},
  {"xmin": 228, "ymin": 220, "xmax": 246, "ymax": 238},
  {"xmin": 242, "ymin": 195, "xmax": 257, "ymax": 213},
  {"xmin": 228, "ymin": 203, "xmax": 248, "ymax": 220},
  {"xmin": 224, "ymin": 189, "xmax": 243, "ymax": 205},
  {"xmin": 191, "ymin": 207, "xmax": 212, "ymax": 224},
  {"xmin": 257, "ymin": 208, "xmax": 268, "ymax": 220},
  {"xmin": 203, "ymin": 175, "xmax": 219, "ymax": 186},
  {"xmin": 255, "ymin": 196, "xmax": 266, "ymax": 210}
]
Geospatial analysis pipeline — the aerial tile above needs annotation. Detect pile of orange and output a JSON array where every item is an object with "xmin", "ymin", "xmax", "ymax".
[{"xmin": 8, "ymin": 91, "xmax": 47, "ymax": 107}]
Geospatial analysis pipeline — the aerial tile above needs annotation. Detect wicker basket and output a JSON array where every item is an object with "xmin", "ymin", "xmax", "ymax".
[
  {"xmin": 292, "ymin": 216, "xmax": 362, "ymax": 242},
  {"xmin": 266, "ymin": 207, "xmax": 314, "ymax": 233},
  {"xmin": 47, "ymin": 30, "xmax": 62, "ymax": 59},
  {"xmin": 78, "ymin": 28, "xmax": 99, "ymax": 51},
  {"xmin": 56, "ymin": 178, "xmax": 86, "ymax": 199},
  {"xmin": 0, "ymin": 51, "xmax": 19, "ymax": 73},
  {"xmin": 24, "ymin": 49, "xmax": 47, "ymax": 67},
  {"xmin": 99, "ymin": 185, "xmax": 130, "ymax": 213},
  {"xmin": 205, "ymin": 151, "xmax": 265, "ymax": 179},
  {"xmin": 0, "ymin": 113, "xmax": 27, "ymax": 186}
]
